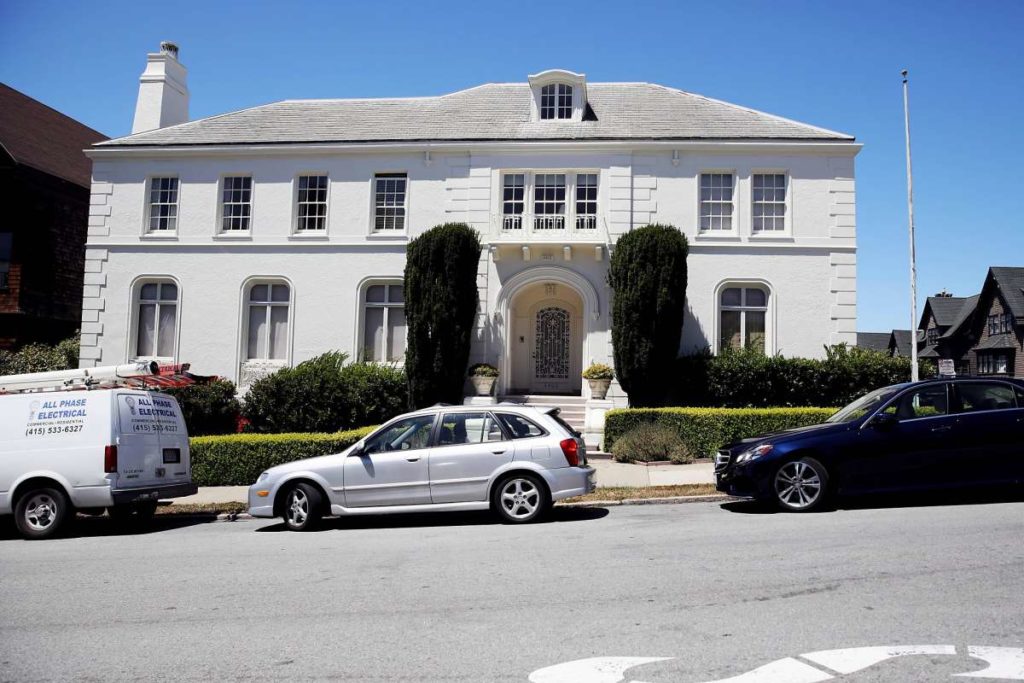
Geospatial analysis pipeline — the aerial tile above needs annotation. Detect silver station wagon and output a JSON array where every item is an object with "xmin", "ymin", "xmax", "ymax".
[{"xmin": 248, "ymin": 404, "xmax": 596, "ymax": 530}]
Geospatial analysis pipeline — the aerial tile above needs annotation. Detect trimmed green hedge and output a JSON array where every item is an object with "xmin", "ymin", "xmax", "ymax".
[
  {"xmin": 189, "ymin": 426, "xmax": 376, "ymax": 486},
  {"xmin": 604, "ymin": 408, "xmax": 837, "ymax": 458}
]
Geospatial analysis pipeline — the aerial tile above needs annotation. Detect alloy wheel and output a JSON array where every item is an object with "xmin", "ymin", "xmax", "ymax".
[
  {"xmin": 774, "ymin": 461, "xmax": 823, "ymax": 510},
  {"xmin": 500, "ymin": 478, "xmax": 540, "ymax": 520},
  {"xmin": 287, "ymin": 489, "xmax": 308, "ymax": 526},
  {"xmin": 24, "ymin": 493, "xmax": 59, "ymax": 532}
]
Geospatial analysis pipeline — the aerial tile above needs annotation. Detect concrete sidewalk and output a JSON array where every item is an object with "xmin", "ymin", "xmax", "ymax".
[{"xmin": 171, "ymin": 459, "xmax": 717, "ymax": 505}]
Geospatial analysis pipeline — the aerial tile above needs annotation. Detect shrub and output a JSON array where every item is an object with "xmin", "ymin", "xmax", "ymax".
[
  {"xmin": 0, "ymin": 334, "xmax": 79, "ymax": 375},
  {"xmin": 610, "ymin": 423, "xmax": 692, "ymax": 464},
  {"xmin": 608, "ymin": 224, "xmax": 688, "ymax": 407},
  {"xmin": 189, "ymin": 427, "xmax": 376, "ymax": 486},
  {"xmin": 468, "ymin": 363, "xmax": 499, "ymax": 377},
  {"xmin": 604, "ymin": 407, "xmax": 837, "ymax": 458},
  {"xmin": 243, "ymin": 353, "xmax": 408, "ymax": 434},
  {"xmin": 405, "ymin": 223, "xmax": 482, "ymax": 408},
  {"xmin": 582, "ymin": 363, "xmax": 614, "ymax": 380},
  {"xmin": 162, "ymin": 379, "xmax": 241, "ymax": 436},
  {"xmin": 673, "ymin": 345, "xmax": 934, "ymax": 408}
]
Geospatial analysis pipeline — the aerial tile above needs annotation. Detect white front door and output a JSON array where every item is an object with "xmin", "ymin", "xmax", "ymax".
[{"xmin": 532, "ymin": 306, "xmax": 572, "ymax": 393}]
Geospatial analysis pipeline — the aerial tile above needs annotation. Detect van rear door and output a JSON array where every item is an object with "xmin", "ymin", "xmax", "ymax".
[
  {"xmin": 150, "ymin": 392, "xmax": 191, "ymax": 485},
  {"xmin": 114, "ymin": 392, "xmax": 179, "ymax": 490}
]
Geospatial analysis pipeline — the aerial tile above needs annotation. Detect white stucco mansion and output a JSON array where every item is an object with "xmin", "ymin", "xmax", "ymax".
[{"xmin": 79, "ymin": 44, "xmax": 860, "ymax": 443}]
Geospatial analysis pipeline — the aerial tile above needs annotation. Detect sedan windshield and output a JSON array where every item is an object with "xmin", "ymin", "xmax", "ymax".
[{"xmin": 826, "ymin": 386, "xmax": 902, "ymax": 423}]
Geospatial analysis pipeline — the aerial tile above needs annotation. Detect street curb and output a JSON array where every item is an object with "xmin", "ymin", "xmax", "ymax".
[{"xmin": 157, "ymin": 494, "xmax": 737, "ymax": 521}]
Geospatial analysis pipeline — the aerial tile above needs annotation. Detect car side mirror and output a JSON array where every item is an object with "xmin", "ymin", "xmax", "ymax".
[
  {"xmin": 870, "ymin": 413, "xmax": 898, "ymax": 429},
  {"xmin": 348, "ymin": 444, "xmax": 365, "ymax": 457}
]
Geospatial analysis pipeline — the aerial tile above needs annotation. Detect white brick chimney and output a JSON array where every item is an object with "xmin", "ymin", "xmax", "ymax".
[{"xmin": 131, "ymin": 41, "xmax": 189, "ymax": 134}]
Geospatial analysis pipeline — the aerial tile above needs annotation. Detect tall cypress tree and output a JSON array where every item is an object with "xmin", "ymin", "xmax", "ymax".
[
  {"xmin": 404, "ymin": 223, "xmax": 482, "ymax": 408},
  {"xmin": 608, "ymin": 224, "xmax": 689, "ymax": 406}
]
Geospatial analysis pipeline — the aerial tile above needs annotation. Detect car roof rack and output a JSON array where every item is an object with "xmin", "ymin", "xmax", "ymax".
[{"xmin": 0, "ymin": 362, "xmax": 208, "ymax": 394}]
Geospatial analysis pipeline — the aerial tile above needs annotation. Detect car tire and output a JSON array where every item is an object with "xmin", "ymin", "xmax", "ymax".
[
  {"xmin": 282, "ymin": 483, "xmax": 323, "ymax": 531},
  {"xmin": 14, "ymin": 486, "xmax": 70, "ymax": 540},
  {"xmin": 773, "ymin": 457, "xmax": 829, "ymax": 512},
  {"xmin": 492, "ymin": 473, "xmax": 549, "ymax": 524}
]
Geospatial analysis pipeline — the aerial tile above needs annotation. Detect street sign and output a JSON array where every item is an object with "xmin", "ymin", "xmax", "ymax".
[{"xmin": 938, "ymin": 359, "xmax": 956, "ymax": 377}]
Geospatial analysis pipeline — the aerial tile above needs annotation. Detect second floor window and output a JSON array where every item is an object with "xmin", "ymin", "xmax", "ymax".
[
  {"xmin": 752, "ymin": 173, "xmax": 787, "ymax": 232},
  {"xmin": 502, "ymin": 174, "xmax": 525, "ymax": 230},
  {"xmin": 246, "ymin": 283, "xmax": 290, "ymax": 360},
  {"xmin": 374, "ymin": 173, "xmax": 407, "ymax": 231},
  {"xmin": 220, "ymin": 176, "xmax": 252, "ymax": 232},
  {"xmin": 575, "ymin": 173, "xmax": 597, "ymax": 230},
  {"xmin": 534, "ymin": 173, "xmax": 566, "ymax": 230},
  {"xmin": 363, "ymin": 283, "xmax": 406, "ymax": 362},
  {"xmin": 700, "ymin": 173, "xmax": 734, "ymax": 232},
  {"xmin": 296, "ymin": 175, "xmax": 328, "ymax": 232},
  {"xmin": 987, "ymin": 313, "xmax": 1013, "ymax": 335},
  {"xmin": 540, "ymin": 83, "xmax": 573, "ymax": 120},
  {"xmin": 147, "ymin": 177, "xmax": 179, "ymax": 232},
  {"xmin": 135, "ymin": 281, "xmax": 178, "ymax": 359},
  {"xmin": 926, "ymin": 327, "xmax": 939, "ymax": 346}
]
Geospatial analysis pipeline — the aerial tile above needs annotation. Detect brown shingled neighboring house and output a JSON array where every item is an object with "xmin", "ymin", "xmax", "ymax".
[
  {"xmin": 0, "ymin": 82, "xmax": 107, "ymax": 349},
  {"xmin": 960, "ymin": 268, "xmax": 1024, "ymax": 377}
]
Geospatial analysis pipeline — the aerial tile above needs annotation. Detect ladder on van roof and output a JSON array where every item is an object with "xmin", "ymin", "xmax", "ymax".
[{"xmin": 0, "ymin": 362, "xmax": 208, "ymax": 394}]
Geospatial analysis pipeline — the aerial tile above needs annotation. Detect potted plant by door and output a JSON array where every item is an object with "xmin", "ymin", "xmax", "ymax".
[
  {"xmin": 582, "ymin": 363, "xmax": 614, "ymax": 399},
  {"xmin": 468, "ymin": 363, "xmax": 499, "ymax": 396}
]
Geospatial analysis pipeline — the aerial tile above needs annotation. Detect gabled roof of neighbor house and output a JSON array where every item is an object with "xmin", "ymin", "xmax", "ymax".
[
  {"xmin": 889, "ymin": 329, "xmax": 925, "ymax": 358},
  {"xmin": 938, "ymin": 294, "xmax": 980, "ymax": 340},
  {"xmin": 0, "ymin": 82, "xmax": 108, "ymax": 187},
  {"xmin": 96, "ymin": 82, "xmax": 855, "ymax": 148},
  {"xmin": 988, "ymin": 267, "xmax": 1024, "ymax": 319},
  {"xmin": 856, "ymin": 332, "xmax": 891, "ymax": 353},
  {"xmin": 922, "ymin": 295, "xmax": 973, "ymax": 328}
]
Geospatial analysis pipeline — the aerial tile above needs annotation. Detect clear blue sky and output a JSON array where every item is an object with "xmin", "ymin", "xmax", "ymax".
[{"xmin": 2, "ymin": 0, "xmax": 1021, "ymax": 334}]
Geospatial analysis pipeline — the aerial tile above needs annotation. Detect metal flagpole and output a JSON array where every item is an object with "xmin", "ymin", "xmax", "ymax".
[{"xmin": 902, "ymin": 69, "xmax": 919, "ymax": 382}]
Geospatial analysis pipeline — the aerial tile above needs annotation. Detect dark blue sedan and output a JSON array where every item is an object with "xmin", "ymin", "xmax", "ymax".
[{"xmin": 715, "ymin": 377, "xmax": 1024, "ymax": 511}]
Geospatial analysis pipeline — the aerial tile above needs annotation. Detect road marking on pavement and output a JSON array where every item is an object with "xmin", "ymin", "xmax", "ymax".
[
  {"xmin": 527, "ymin": 645, "xmax": 1024, "ymax": 682},
  {"xmin": 528, "ymin": 657, "xmax": 673, "ymax": 683},
  {"xmin": 955, "ymin": 646, "xmax": 1024, "ymax": 680},
  {"xmin": 801, "ymin": 644, "xmax": 957, "ymax": 674}
]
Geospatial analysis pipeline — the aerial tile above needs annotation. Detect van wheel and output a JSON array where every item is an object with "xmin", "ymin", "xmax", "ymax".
[
  {"xmin": 283, "ymin": 483, "xmax": 323, "ymax": 531},
  {"xmin": 15, "ymin": 487, "xmax": 70, "ymax": 540},
  {"xmin": 492, "ymin": 474, "xmax": 549, "ymax": 524}
]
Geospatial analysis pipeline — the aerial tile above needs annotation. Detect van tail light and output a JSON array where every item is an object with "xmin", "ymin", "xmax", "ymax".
[
  {"xmin": 559, "ymin": 438, "xmax": 579, "ymax": 467},
  {"xmin": 104, "ymin": 445, "xmax": 118, "ymax": 474}
]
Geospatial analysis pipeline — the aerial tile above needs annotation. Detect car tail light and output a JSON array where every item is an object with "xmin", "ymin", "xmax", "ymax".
[
  {"xmin": 104, "ymin": 445, "xmax": 118, "ymax": 474},
  {"xmin": 559, "ymin": 438, "xmax": 579, "ymax": 467}
]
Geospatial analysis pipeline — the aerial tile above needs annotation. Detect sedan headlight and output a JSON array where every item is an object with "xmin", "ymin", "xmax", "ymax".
[{"xmin": 735, "ymin": 444, "xmax": 774, "ymax": 464}]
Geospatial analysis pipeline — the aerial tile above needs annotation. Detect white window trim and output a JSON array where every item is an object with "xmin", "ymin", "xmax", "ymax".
[
  {"xmin": 141, "ymin": 175, "xmax": 180, "ymax": 239},
  {"xmin": 215, "ymin": 173, "xmax": 255, "ymax": 239},
  {"xmin": 749, "ymin": 169, "xmax": 792, "ymax": 238},
  {"xmin": 369, "ymin": 172, "xmax": 411, "ymax": 236},
  {"xmin": 695, "ymin": 170, "xmax": 738, "ymax": 238},
  {"xmin": 528, "ymin": 70, "xmax": 587, "ymax": 122},
  {"xmin": 126, "ymin": 275, "xmax": 181, "ymax": 362},
  {"xmin": 290, "ymin": 172, "xmax": 330, "ymax": 238},
  {"xmin": 497, "ymin": 169, "xmax": 600, "ymax": 234},
  {"xmin": 355, "ymin": 277, "xmax": 407, "ymax": 364},
  {"xmin": 238, "ymin": 277, "xmax": 295, "ymax": 367},
  {"xmin": 713, "ymin": 279, "xmax": 776, "ymax": 355}
]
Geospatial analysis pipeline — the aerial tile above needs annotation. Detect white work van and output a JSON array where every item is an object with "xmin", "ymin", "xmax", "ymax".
[{"xmin": 0, "ymin": 363, "xmax": 198, "ymax": 539}]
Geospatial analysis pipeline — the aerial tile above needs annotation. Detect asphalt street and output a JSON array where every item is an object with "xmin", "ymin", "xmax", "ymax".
[{"xmin": 1, "ymin": 492, "xmax": 1022, "ymax": 682}]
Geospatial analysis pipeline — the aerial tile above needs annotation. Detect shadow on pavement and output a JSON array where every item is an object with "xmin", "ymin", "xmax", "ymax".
[
  {"xmin": 254, "ymin": 505, "xmax": 610, "ymax": 532},
  {"xmin": 0, "ymin": 513, "xmax": 221, "ymax": 541},
  {"xmin": 720, "ymin": 485, "xmax": 1024, "ymax": 515}
]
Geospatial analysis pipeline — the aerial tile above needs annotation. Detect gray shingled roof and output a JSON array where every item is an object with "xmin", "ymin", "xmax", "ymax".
[
  {"xmin": 975, "ymin": 334, "xmax": 1018, "ymax": 350},
  {"xmin": 856, "ymin": 332, "xmax": 891, "ymax": 353},
  {"xmin": 990, "ymin": 267, "xmax": 1024, "ymax": 319},
  {"xmin": 96, "ymin": 82, "xmax": 854, "ymax": 148},
  {"xmin": 939, "ymin": 294, "xmax": 980, "ymax": 340},
  {"xmin": 924, "ymin": 296, "xmax": 971, "ymax": 328}
]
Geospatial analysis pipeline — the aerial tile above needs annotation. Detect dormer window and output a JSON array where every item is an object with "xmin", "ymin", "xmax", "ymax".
[
  {"xmin": 541, "ymin": 84, "xmax": 573, "ymax": 120},
  {"xmin": 529, "ymin": 70, "xmax": 587, "ymax": 123}
]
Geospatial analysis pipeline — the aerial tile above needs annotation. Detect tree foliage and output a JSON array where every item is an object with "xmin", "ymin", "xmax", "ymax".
[
  {"xmin": 0, "ymin": 335, "xmax": 80, "ymax": 375},
  {"xmin": 607, "ymin": 224, "xmax": 689, "ymax": 407},
  {"xmin": 162, "ymin": 379, "xmax": 242, "ymax": 436},
  {"xmin": 404, "ymin": 223, "xmax": 482, "ymax": 407}
]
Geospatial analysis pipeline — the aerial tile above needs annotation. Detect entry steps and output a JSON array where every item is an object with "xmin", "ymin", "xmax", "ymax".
[{"xmin": 498, "ymin": 395, "xmax": 586, "ymax": 434}]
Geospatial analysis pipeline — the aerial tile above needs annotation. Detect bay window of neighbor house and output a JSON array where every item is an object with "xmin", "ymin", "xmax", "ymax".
[
  {"xmin": 246, "ymin": 283, "xmax": 290, "ymax": 360},
  {"xmin": 363, "ymin": 283, "xmax": 406, "ymax": 362},
  {"xmin": 977, "ymin": 352, "xmax": 1009, "ymax": 375},
  {"xmin": 135, "ymin": 281, "xmax": 178, "ymax": 359},
  {"xmin": 720, "ymin": 286, "xmax": 768, "ymax": 353},
  {"xmin": 700, "ymin": 173, "xmax": 734, "ymax": 232}
]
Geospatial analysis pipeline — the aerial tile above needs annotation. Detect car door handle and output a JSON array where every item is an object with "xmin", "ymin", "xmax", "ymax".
[
  {"xmin": 931, "ymin": 425, "xmax": 952, "ymax": 433},
  {"xmin": 405, "ymin": 456, "xmax": 421, "ymax": 462},
  {"xmin": 492, "ymin": 450, "xmax": 506, "ymax": 455}
]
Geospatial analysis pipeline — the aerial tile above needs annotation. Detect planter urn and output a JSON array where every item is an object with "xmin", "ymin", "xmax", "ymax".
[
  {"xmin": 587, "ymin": 378, "xmax": 611, "ymax": 400},
  {"xmin": 470, "ymin": 375, "xmax": 497, "ymax": 396}
]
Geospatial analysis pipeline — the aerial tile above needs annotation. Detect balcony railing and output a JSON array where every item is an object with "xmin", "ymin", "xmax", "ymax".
[{"xmin": 491, "ymin": 213, "xmax": 606, "ymax": 243}]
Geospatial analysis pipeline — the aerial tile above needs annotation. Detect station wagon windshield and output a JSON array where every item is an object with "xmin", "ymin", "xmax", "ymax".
[{"xmin": 826, "ymin": 386, "xmax": 901, "ymax": 423}]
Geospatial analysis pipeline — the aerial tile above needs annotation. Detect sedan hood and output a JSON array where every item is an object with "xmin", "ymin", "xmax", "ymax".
[
  {"xmin": 266, "ymin": 446, "xmax": 357, "ymax": 477},
  {"xmin": 724, "ymin": 421, "xmax": 848, "ymax": 452}
]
